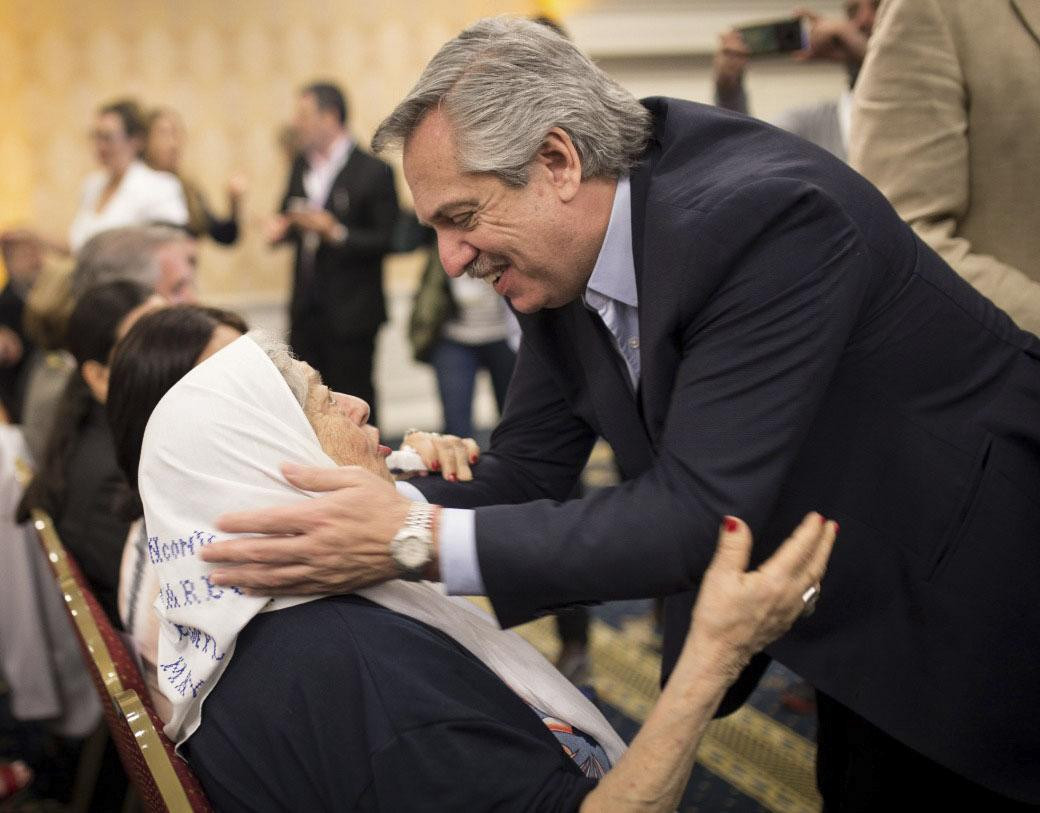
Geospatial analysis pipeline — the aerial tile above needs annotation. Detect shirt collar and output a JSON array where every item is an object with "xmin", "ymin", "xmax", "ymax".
[
  {"xmin": 584, "ymin": 176, "xmax": 637, "ymax": 308},
  {"xmin": 308, "ymin": 133, "xmax": 353, "ymax": 171}
]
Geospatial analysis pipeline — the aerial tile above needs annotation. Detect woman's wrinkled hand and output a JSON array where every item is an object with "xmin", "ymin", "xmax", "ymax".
[
  {"xmin": 688, "ymin": 513, "xmax": 837, "ymax": 683},
  {"xmin": 403, "ymin": 431, "xmax": 480, "ymax": 481}
]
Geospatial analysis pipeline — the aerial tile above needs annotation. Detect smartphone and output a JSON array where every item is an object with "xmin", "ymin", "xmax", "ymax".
[{"xmin": 736, "ymin": 17, "xmax": 809, "ymax": 55}]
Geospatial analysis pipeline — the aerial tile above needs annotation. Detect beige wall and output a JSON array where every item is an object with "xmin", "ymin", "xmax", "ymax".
[{"xmin": 0, "ymin": 0, "xmax": 528, "ymax": 300}]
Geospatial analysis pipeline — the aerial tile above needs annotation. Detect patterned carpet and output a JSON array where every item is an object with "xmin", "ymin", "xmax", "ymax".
[{"xmin": 482, "ymin": 598, "xmax": 822, "ymax": 813}]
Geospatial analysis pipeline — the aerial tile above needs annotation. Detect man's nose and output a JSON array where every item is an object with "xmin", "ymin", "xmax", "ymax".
[{"xmin": 437, "ymin": 233, "xmax": 478, "ymax": 279}]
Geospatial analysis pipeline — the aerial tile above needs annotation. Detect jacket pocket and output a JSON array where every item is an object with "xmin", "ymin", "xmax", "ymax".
[{"xmin": 926, "ymin": 435, "xmax": 992, "ymax": 582}]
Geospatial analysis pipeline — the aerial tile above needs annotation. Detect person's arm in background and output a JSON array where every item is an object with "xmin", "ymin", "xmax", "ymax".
[
  {"xmin": 849, "ymin": 0, "xmax": 1040, "ymax": 335},
  {"xmin": 713, "ymin": 31, "xmax": 751, "ymax": 114},
  {"xmin": 264, "ymin": 163, "xmax": 302, "ymax": 247},
  {"xmin": 581, "ymin": 513, "xmax": 836, "ymax": 812},
  {"xmin": 205, "ymin": 174, "xmax": 246, "ymax": 245}
]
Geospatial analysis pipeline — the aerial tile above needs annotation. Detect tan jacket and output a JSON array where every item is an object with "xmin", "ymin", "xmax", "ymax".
[{"xmin": 850, "ymin": 0, "xmax": 1040, "ymax": 334}]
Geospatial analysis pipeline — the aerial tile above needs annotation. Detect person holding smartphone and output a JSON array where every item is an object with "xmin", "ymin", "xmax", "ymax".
[{"xmin": 714, "ymin": 1, "xmax": 880, "ymax": 161}]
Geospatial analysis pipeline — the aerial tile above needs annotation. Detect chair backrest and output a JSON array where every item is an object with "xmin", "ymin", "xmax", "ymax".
[{"xmin": 31, "ymin": 509, "xmax": 212, "ymax": 813}]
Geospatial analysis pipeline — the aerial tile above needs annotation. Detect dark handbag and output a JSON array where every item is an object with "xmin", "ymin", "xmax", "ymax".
[{"xmin": 408, "ymin": 250, "xmax": 457, "ymax": 364}]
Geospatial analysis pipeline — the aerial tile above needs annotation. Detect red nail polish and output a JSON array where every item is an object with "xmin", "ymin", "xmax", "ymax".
[
  {"xmin": 448, "ymin": 473, "xmax": 458, "ymax": 482},
  {"xmin": 724, "ymin": 516, "xmax": 739, "ymax": 533},
  {"xmin": 430, "ymin": 460, "xmax": 440, "ymax": 470},
  {"xmin": 833, "ymin": 521, "xmax": 840, "ymax": 534},
  {"xmin": 470, "ymin": 454, "xmax": 478, "ymax": 464}
]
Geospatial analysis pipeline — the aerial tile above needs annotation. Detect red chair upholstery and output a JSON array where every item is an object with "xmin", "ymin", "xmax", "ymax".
[{"xmin": 31, "ymin": 510, "xmax": 212, "ymax": 813}]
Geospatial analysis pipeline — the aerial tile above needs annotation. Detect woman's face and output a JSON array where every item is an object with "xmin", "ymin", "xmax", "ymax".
[
  {"xmin": 298, "ymin": 361, "xmax": 392, "ymax": 479},
  {"xmin": 146, "ymin": 112, "xmax": 184, "ymax": 173},
  {"xmin": 91, "ymin": 111, "xmax": 140, "ymax": 173}
]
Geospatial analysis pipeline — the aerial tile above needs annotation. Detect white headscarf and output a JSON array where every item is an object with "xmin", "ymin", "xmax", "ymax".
[{"xmin": 138, "ymin": 334, "xmax": 625, "ymax": 762}]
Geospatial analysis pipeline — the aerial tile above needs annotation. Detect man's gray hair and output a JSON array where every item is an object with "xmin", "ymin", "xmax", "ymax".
[
  {"xmin": 372, "ymin": 16, "xmax": 651, "ymax": 186},
  {"xmin": 71, "ymin": 225, "xmax": 189, "ymax": 298},
  {"xmin": 248, "ymin": 331, "xmax": 310, "ymax": 407}
]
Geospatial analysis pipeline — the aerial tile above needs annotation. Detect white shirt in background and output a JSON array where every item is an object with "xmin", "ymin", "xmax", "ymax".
[{"xmin": 68, "ymin": 160, "xmax": 189, "ymax": 253}]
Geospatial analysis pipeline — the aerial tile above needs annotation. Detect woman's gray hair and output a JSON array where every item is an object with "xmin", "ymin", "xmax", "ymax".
[
  {"xmin": 248, "ymin": 331, "xmax": 309, "ymax": 407},
  {"xmin": 372, "ymin": 16, "xmax": 652, "ymax": 186}
]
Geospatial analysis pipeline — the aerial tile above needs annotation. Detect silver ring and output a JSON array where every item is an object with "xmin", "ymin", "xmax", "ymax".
[{"xmin": 801, "ymin": 583, "xmax": 821, "ymax": 617}]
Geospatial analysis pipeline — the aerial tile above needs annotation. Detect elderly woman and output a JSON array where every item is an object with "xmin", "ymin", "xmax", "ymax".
[{"xmin": 107, "ymin": 305, "xmax": 834, "ymax": 812}]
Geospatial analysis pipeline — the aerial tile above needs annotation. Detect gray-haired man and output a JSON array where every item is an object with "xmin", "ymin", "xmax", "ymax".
[{"xmin": 203, "ymin": 17, "xmax": 1040, "ymax": 809}]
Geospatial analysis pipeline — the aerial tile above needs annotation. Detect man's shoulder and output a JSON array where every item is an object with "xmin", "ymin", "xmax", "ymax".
[{"xmin": 636, "ymin": 97, "xmax": 861, "ymax": 219}]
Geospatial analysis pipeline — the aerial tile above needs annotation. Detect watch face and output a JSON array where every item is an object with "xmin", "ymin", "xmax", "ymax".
[{"xmin": 395, "ymin": 533, "xmax": 430, "ymax": 569}]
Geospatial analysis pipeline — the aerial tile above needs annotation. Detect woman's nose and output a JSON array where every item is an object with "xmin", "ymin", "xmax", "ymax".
[{"xmin": 339, "ymin": 393, "xmax": 370, "ymax": 425}]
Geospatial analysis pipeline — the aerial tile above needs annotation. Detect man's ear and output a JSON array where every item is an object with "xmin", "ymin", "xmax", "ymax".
[
  {"xmin": 533, "ymin": 127, "xmax": 582, "ymax": 202},
  {"xmin": 80, "ymin": 360, "xmax": 110, "ymax": 404}
]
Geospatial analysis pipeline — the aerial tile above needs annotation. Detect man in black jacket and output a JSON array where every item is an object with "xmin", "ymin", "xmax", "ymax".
[
  {"xmin": 269, "ymin": 82, "xmax": 398, "ymax": 425},
  {"xmin": 208, "ymin": 21, "xmax": 1040, "ymax": 809}
]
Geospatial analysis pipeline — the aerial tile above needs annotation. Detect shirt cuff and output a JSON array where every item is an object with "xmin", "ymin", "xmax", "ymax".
[
  {"xmin": 394, "ymin": 480, "xmax": 425, "ymax": 502},
  {"xmin": 439, "ymin": 508, "xmax": 486, "ymax": 596}
]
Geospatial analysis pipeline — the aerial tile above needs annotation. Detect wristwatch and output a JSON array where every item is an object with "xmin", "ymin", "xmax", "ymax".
[{"xmin": 389, "ymin": 503, "xmax": 438, "ymax": 581}]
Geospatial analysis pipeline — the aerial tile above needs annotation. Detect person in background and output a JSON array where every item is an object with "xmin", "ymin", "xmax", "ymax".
[
  {"xmin": 19, "ymin": 224, "xmax": 199, "ymax": 464},
  {"xmin": 67, "ymin": 99, "xmax": 188, "ymax": 253},
  {"xmin": 16, "ymin": 281, "xmax": 163, "ymax": 626},
  {"xmin": 850, "ymin": 0, "xmax": 1040, "ymax": 336},
  {"xmin": 714, "ymin": 0, "xmax": 879, "ymax": 160},
  {"xmin": 144, "ymin": 107, "xmax": 245, "ymax": 245},
  {"xmin": 410, "ymin": 247, "xmax": 516, "ymax": 438},
  {"xmin": 266, "ymin": 81, "xmax": 399, "ymax": 427},
  {"xmin": 0, "ymin": 230, "xmax": 45, "ymax": 422}
]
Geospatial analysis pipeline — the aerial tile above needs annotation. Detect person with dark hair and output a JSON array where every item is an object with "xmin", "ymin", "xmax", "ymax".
[
  {"xmin": 66, "ymin": 98, "xmax": 188, "ymax": 253},
  {"xmin": 144, "ymin": 108, "xmax": 245, "ymax": 245},
  {"xmin": 17, "ymin": 280, "xmax": 160, "ymax": 625},
  {"xmin": 105, "ymin": 310, "xmax": 834, "ymax": 811},
  {"xmin": 265, "ymin": 80, "xmax": 399, "ymax": 426}
]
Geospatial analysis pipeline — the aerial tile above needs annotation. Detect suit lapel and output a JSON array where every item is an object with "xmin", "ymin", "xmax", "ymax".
[
  {"xmin": 630, "ymin": 132, "xmax": 679, "ymax": 445},
  {"xmin": 563, "ymin": 303, "xmax": 656, "ymax": 476},
  {"xmin": 324, "ymin": 148, "xmax": 357, "ymax": 211},
  {"xmin": 1012, "ymin": 0, "xmax": 1040, "ymax": 49}
]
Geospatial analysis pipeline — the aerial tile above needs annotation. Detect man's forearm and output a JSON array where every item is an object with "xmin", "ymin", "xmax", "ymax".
[{"xmin": 580, "ymin": 638, "xmax": 733, "ymax": 812}]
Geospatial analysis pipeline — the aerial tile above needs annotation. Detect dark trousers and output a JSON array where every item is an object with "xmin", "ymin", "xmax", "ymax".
[
  {"xmin": 815, "ymin": 691, "xmax": 1037, "ymax": 811},
  {"xmin": 430, "ymin": 338, "xmax": 516, "ymax": 438},
  {"xmin": 291, "ymin": 326, "xmax": 379, "ymax": 427}
]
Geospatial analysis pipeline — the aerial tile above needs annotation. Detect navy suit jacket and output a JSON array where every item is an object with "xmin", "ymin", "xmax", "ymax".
[{"xmin": 416, "ymin": 98, "xmax": 1040, "ymax": 802}]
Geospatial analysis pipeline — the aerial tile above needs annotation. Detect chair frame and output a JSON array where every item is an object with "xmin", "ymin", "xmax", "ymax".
[{"xmin": 32, "ymin": 509, "xmax": 201, "ymax": 813}]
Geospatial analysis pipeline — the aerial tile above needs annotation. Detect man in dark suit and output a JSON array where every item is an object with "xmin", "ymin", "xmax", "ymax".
[
  {"xmin": 269, "ymin": 82, "xmax": 398, "ymax": 425},
  {"xmin": 207, "ymin": 21, "xmax": 1040, "ymax": 809}
]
